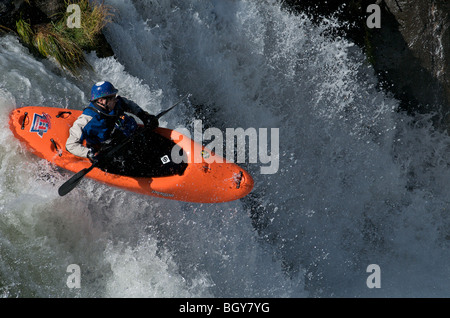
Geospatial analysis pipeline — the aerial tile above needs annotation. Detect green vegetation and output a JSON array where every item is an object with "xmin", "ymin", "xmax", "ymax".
[
  {"xmin": 58, "ymin": 0, "xmax": 113, "ymax": 51},
  {"xmin": 15, "ymin": 0, "xmax": 113, "ymax": 75},
  {"xmin": 15, "ymin": 18, "xmax": 34, "ymax": 46}
]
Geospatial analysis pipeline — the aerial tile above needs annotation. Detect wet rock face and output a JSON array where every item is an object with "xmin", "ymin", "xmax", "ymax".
[
  {"xmin": 283, "ymin": 0, "xmax": 450, "ymax": 112},
  {"xmin": 0, "ymin": 0, "xmax": 21, "ymax": 29},
  {"xmin": 382, "ymin": 0, "xmax": 450, "ymax": 109},
  {"xmin": 0, "ymin": 0, "xmax": 14, "ymax": 18},
  {"xmin": 0, "ymin": 0, "xmax": 63, "ymax": 28},
  {"xmin": 32, "ymin": 0, "xmax": 67, "ymax": 21}
]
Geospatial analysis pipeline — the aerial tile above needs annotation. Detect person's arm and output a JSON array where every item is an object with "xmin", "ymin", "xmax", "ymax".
[
  {"xmin": 119, "ymin": 96, "xmax": 143, "ymax": 115},
  {"xmin": 119, "ymin": 96, "xmax": 159, "ymax": 129},
  {"xmin": 65, "ymin": 114, "xmax": 92, "ymax": 157}
]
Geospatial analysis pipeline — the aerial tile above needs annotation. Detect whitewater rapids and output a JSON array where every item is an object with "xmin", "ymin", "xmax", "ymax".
[{"xmin": 0, "ymin": 0, "xmax": 449, "ymax": 297}]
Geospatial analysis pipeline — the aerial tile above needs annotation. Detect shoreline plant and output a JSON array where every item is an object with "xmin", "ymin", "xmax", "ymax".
[{"xmin": 15, "ymin": 0, "xmax": 113, "ymax": 75}]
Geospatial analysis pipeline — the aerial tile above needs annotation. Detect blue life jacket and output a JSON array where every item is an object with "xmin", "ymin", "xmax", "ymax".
[{"xmin": 80, "ymin": 98, "xmax": 138, "ymax": 147}]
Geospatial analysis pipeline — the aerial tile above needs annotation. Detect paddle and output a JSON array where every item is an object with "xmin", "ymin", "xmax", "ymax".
[{"xmin": 58, "ymin": 93, "xmax": 190, "ymax": 196}]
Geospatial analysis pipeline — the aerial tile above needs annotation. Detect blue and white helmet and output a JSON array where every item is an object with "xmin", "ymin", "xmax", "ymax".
[{"xmin": 90, "ymin": 81, "xmax": 118, "ymax": 101}]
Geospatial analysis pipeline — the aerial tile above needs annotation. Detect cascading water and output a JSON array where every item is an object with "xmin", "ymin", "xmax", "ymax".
[{"xmin": 1, "ymin": 0, "xmax": 449, "ymax": 298}]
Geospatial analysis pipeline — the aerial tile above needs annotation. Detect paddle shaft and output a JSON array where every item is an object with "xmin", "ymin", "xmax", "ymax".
[
  {"xmin": 156, "ymin": 93, "xmax": 190, "ymax": 119},
  {"xmin": 58, "ymin": 94, "xmax": 190, "ymax": 196}
]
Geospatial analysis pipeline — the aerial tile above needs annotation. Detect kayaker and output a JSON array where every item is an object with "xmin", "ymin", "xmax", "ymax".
[{"xmin": 65, "ymin": 81, "xmax": 158, "ymax": 164}]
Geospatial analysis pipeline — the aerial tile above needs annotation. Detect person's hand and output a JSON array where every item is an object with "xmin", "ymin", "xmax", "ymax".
[
  {"xmin": 87, "ymin": 148, "xmax": 98, "ymax": 164},
  {"xmin": 139, "ymin": 111, "xmax": 159, "ymax": 129}
]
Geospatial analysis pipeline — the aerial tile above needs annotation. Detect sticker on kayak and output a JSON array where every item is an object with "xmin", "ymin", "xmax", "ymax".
[
  {"xmin": 30, "ymin": 113, "xmax": 51, "ymax": 137},
  {"xmin": 161, "ymin": 155, "xmax": 171, "ymax": 164}
]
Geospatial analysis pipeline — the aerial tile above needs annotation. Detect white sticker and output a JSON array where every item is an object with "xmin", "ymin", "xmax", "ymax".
[{"xmin": 161, "ymin": 155, "xmax": 171, "ymax": 164}]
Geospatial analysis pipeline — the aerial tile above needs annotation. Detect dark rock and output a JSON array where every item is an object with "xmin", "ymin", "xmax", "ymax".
[
  {"xmin": 370, "ymin": 2, "xmax": 448, "ymax": 115},
  {"xmin": 282, "ymin": 0, "xmax": 450, "ymax": 116},
  {"xmin": 381, "ymin": 0, "xmax": 450, "ymax": 111},
  {"xmin": 0, "ymin": 0, "xmax": 53, "ymax": 29},
  {"xmin": 31, "ymin": 0, "xmax": 66, "ymax": 22},
  {"xmin": 92, "ymin": 31, "xmax": 114, "ymax": 58},
  {"xmin": 0, "ymin": 0, "xmax": 21, "ymax": 30}
]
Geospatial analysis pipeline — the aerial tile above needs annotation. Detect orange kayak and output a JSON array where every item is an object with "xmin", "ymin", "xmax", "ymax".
[{"xmin": 9, "ymin": 106, "xmax": 254, "ymax": 203}]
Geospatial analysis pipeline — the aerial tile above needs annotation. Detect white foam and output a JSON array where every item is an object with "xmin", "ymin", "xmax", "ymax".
[{"xmin": 1, "ymin": 0, "xmax": 450, "ymax": 298}]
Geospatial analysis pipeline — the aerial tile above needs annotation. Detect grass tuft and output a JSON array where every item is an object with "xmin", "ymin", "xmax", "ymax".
[
  {"xmin": 16, "ymin": 18, "xmax": 34, "ymax": 46},
  {"xmin": 34, "ymin": 24, "xmax": 86, "ymax": 74},
  {"xmin": 58, "ymin": 0, "xmax": 114, "ymax": 51},
  {"xmin": 15, "ymin": 0, "xmax": 114, "ymax": 75}
]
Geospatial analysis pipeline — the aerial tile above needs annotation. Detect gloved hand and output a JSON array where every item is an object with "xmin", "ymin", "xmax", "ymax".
[
  {"xmin": 87, "ymin": 148, "xmax": 99, "ymax": 164},
  {"xmin": 138, "ymin": 111, "xmax": 159, "ymax": 130}
]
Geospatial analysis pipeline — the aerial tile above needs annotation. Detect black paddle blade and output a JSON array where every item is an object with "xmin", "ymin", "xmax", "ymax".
[{"xmin": 58, "ymin": 166, "xmax": 94, "ymax": 196}]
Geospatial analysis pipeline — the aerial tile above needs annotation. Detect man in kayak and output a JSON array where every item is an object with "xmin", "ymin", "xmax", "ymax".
[{"xmin": 66, "ymin": 81, "xmax": 159, "ymax": 173}]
